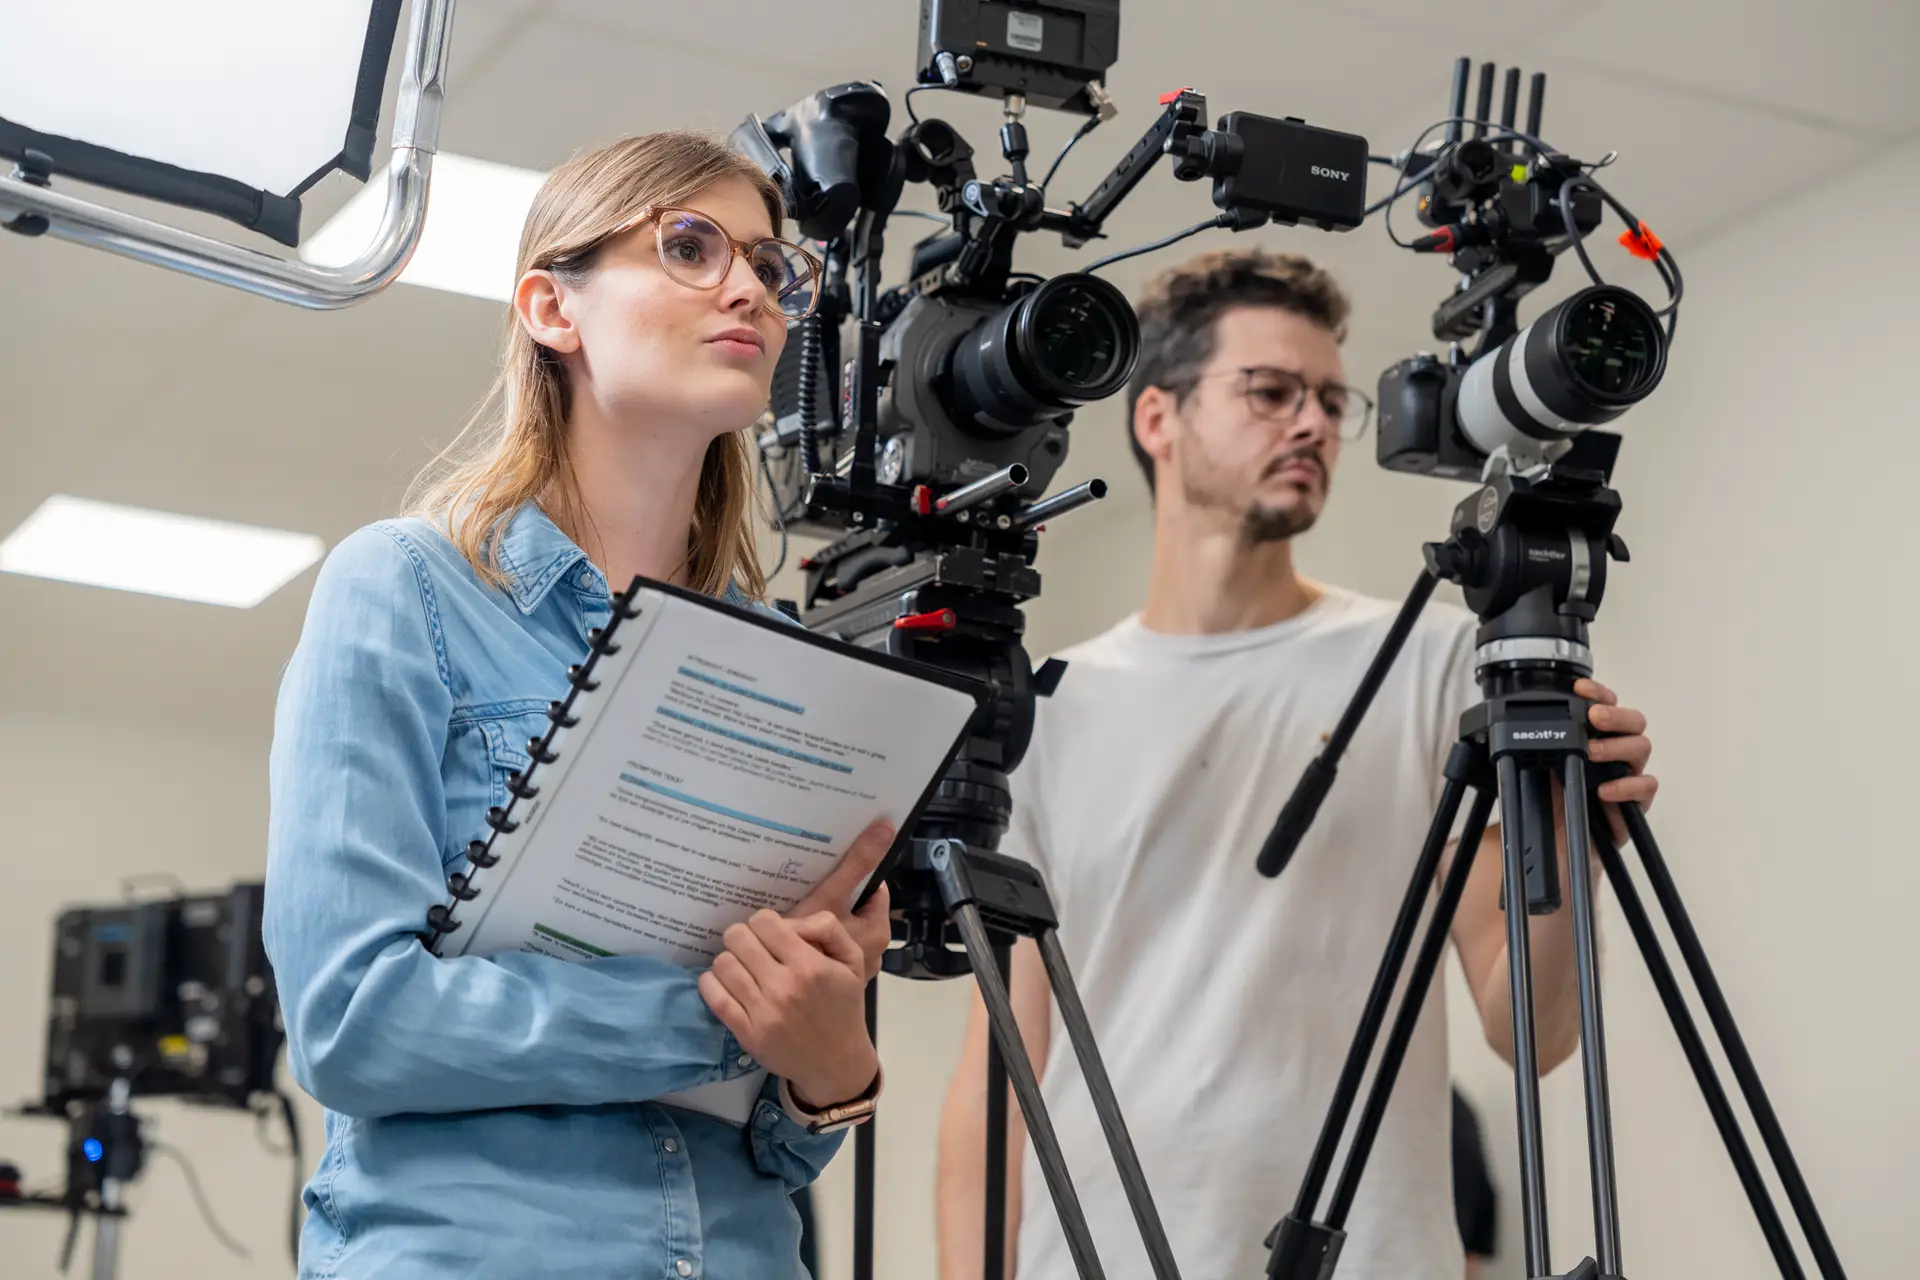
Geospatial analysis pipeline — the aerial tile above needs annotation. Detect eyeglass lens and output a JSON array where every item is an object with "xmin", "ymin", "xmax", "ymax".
[
  {"xmin": 655, "ymin": 210, "xmax": 817, "ymax": 319},
  {"xmin": 1243, "ymin": 368, "xmax": 1371, "ymax": 440}
]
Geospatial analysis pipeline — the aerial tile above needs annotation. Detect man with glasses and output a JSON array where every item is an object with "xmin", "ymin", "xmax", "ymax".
[{"xmin": 934, "ymin": 249, "xmax": 1659, "ymax": 1280}]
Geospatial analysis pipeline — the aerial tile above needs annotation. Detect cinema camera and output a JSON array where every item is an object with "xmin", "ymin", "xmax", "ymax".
[
  {"xmin": 1372, "ymin": 58, "xmax": 1679, "ymax": 483},
  {"xmin": 731, "ymin": 3, "xmax": 1371, "ymax": 1277}
]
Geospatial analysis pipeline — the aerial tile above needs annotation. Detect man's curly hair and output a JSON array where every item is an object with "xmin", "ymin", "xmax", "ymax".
[{"xmin": 1126, "ymin": 248, "xmax": 1351, "ymax": 493}]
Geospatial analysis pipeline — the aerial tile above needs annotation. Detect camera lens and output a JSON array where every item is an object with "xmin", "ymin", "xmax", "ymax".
[
  {"xmin": 1455, "ymin": 284, "xmax": 1666, "ymax": 464},
  {"xmin": 1030, "ymin": 286, "xmax": 1122, "ymax": 388},
  {"xmin": 948, "ymin": 274, "xmax": 1140, "ymax": 435},
  {"xmin": 1559, "ymin": 290, "xmax": 1659, "ymax": 398}
]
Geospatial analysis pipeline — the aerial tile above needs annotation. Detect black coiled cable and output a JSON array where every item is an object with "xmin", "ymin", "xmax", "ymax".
[{"xmin": 796, "ymin": 313, "xmax": 822, "ymax": 475}]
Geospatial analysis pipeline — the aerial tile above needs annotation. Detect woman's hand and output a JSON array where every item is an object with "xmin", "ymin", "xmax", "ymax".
[{"xmin": 698, "ymin": 820, "xmax": 895, "ymax": 1107}]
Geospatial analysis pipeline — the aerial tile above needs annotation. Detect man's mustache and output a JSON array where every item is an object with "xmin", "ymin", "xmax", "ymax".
[{"xmin": 1263, "ymin": 446, "xmax": 1325, "ymax": 482}]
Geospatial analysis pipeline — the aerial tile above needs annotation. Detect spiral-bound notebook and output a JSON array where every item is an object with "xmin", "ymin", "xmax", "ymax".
[{"xmin": 423, "ymin": 577, "xmax": 984, "ymax": 1124}]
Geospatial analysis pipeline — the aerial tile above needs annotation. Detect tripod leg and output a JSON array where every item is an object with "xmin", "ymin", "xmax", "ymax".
[
  {"xmin": 91, "ymin": 1213, "xmax": 123, "ymax": 1280},
  {"xmin": 1287, "ymin": 753, "xmax": 1476, "ymax": 1225},
  {"xmin": 1561, "ymin": 756, "xmax": 1622, "ymax": 1275},
  {"xmin": 1035, "ymin": 929, "xmax": 1183, "ymax": 1280},
  {"xmin": 854, "ymin": 980, "xmax": 877, "ymax": 1280},
  {"xmin": 1621, "ymin": 804, "xmax": 1846, "ymax": 1279},
  {"xmin": 985, "ymin": 939, "xmax": 1013, "ymax": 1280},
  {"xmin": 1325, "ymin": 786, "xmax": 1499, "ymax": 1226},
  {"xmin": 1495, "ymin": 754, "xmax": 1553, "ymax": 1277},
  {"xmin": 950, "ymin": 901, "xmax": 1110, "ymax": 1280},
  {"xmin": 1589, "ymin": 814, "xmax": 1806, "ymax": 1280}
]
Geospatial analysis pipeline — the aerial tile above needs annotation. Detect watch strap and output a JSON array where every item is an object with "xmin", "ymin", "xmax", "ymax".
[{"xmin": 780, "ymin": 1066, "xmax": 883, "ymax": 1133}]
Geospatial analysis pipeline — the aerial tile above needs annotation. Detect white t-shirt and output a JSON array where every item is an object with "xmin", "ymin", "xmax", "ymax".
[{"xmin": 1009, "ymin": 584, "xmax": 1480, "ymax": 1280}]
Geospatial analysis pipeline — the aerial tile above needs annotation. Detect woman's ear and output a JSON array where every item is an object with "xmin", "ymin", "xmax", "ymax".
[{"xmin": 515, "ymin": 268, "xmax": 580, "ymax": 356}]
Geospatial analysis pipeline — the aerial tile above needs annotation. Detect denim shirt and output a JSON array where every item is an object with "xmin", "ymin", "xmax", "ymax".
[{"xmin": 264, "ymin": 505, "xmax": 841, "ymax": 1280}]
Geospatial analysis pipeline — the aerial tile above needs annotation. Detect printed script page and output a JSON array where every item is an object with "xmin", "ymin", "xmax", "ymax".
[{"xmin": 457, "ymin": 590, "xmax": 977, "ymax": 1120}]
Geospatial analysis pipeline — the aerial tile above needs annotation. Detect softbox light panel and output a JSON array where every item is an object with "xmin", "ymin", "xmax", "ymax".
[{"xmin": 0, "ymin": 0, "xmax": 402, "ymax": 246}]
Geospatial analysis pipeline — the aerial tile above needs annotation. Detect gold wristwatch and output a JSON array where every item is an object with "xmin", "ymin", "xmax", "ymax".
[{"xmin": 780, "ymin": 1066, "xmax": 884, "ymax": 1134}]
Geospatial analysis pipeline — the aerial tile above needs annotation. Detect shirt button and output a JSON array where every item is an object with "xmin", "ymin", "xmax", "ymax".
[
  {"xmin": 737, "ymin": 1053, "xmax": 754, "ymax": 1069},
  {"xmin": 676, "ymin": 1261, "xmax": 694, "ymax": 1277},
  {"xmin": 662, "ymin": 1137, "xmax": 680, "ymax": 1154},
  {"xmin": 577, "ymin": 570, "xmax": 595, "ymax": 590}
]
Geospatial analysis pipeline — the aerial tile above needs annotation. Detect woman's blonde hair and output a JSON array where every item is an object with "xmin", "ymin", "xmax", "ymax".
[{"xmin": 407, "ymin": 131, "xmax": 783, "ymax": 599}]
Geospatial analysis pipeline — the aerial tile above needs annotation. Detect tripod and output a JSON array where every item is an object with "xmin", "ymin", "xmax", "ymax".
[
  {"xmin": 1256, "ymin": 444, "xmax": 1847, "ymax": 1279},
  {"xmin": 802, "ymin": 526, "xmax": 1182, "ymax": 1280},
  {"xmin": 29, "ymin": 1072, "xmax": 147, "ymax": 1280}
]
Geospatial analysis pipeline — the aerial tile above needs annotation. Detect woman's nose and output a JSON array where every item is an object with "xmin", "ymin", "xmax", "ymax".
[{"xmin": 716, "ymin": 250, "xmax": 769, "ymax": 312}]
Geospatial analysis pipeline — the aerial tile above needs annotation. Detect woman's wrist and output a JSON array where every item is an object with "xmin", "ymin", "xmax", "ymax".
[{"xmin": 788, "ymin": 1045, "xmax": 881, "ymax": 1111}]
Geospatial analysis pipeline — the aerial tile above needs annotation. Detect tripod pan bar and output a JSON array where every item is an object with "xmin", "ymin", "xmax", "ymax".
[{"xmin": 1258, "ymin": 571, "xmax": 1439, "ymax": 878}]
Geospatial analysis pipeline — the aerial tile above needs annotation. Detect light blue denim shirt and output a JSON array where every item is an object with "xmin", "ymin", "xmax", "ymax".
[{"xmin": 264, "ymin": 504, "xmax": 840, "ymax": 1280}]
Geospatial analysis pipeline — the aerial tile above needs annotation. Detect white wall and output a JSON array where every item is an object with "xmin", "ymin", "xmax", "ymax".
[{"xmin": 0, "ymin": 708, "xmax": 320, "ymax": 1280}]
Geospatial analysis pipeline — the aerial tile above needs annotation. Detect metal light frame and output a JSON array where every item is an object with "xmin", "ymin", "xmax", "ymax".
[{"xmin": 0, "ymin": 0, "xmax": 456, "ymax": 311}]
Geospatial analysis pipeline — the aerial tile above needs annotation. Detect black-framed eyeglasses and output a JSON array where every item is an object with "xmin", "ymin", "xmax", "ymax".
[{"xmin": 1179, "ymin": 365, "xmax": 1375, "ymax": 442}]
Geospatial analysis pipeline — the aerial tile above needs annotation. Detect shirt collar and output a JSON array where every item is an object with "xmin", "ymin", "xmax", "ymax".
[
  {"xmin": 494, "ymin": 502, "xmax": 761, "ymax": 615},
  {"xmin": 495, "ymin": 504, "xmax": 602, "ymax": 614}
]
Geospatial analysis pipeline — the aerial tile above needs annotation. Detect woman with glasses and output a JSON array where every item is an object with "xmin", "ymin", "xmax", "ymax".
[{"xmin": 265, "ymin": 132, "xmax": 885, "ymax": 1280}]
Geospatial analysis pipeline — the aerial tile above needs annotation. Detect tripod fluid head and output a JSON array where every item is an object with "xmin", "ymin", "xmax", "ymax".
[
  {"xmin": 1425, "ymin": 430, "xmax": 1628, "ymax": 678},
  {"xmin": 1255, "ymin": 431, "xmax": 1626, "ymax": 884}
]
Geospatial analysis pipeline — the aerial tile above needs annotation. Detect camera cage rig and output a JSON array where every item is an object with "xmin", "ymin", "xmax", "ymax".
[
  {"xmin": 734, "ymin": 35, "xmax": 1370, "ymax": 1280},
  {"xmin": 1368, "ymin": 57, "xmax": 1684, "ymax": 486}
]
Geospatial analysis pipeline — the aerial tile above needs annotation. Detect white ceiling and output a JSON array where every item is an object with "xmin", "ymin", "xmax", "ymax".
[{"xmin": 2, "ymin": 0, "xmax": 1914, "ymax": 736}]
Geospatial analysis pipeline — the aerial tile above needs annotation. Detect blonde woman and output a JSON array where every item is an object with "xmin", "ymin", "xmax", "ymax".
[{"xmin": 265, "ymin": 132, "xmax": 889, "ymax": 1280}]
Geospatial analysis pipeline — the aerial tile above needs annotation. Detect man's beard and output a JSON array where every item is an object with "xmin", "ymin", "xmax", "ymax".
[{"xmin": 1178, "ymin": 441, "xmax": 1324, "ymax": 544}]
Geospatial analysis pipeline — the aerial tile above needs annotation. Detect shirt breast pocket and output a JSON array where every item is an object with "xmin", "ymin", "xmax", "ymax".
[
  {"xmin": 443, "ymin": 704, "xmax": 551, "ymax": 869},
  {"xmin": 481, "ymin": 711, "xmax": 548, "ymax": 810}
]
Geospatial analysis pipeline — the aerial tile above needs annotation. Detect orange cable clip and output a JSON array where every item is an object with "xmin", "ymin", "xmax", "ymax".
[{"xmin": 1619, "ymin": 220, "xmax": 1664, "ymax": 261}]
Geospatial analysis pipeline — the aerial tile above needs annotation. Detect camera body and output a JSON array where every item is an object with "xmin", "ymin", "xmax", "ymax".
[
  {"xmin": 43, "ymin": 883, "xmax": 282, "ymax": 1109},
  {"xmin": 877, "ymin": 290, "xmax": 1068, "ymax": 492},
  {"xmin": 1377, "ymin": 351, "xmax": 1480, "ymax": 481},
  {"xmin": 1378, "ymin": 284, "xmax": 1666, "ymax": 480}
]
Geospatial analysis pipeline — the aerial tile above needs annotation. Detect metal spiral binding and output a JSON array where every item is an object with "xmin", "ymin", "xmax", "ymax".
[{"xmin": 420, "ymin": 577, "xmax": 649, "ymax": 955}]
